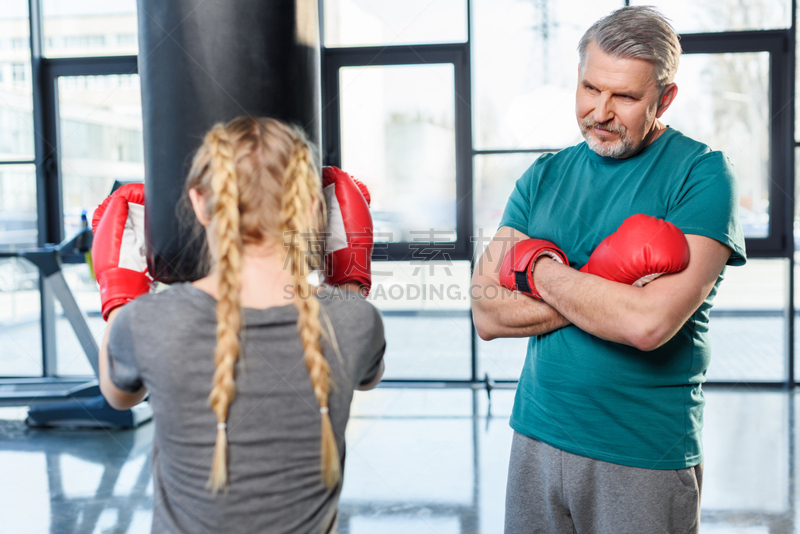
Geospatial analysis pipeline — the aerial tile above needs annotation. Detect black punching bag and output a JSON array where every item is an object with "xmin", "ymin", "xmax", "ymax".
[{"xmin": 138, "ymin": 0, "xmax": 321, "ymax": 283}]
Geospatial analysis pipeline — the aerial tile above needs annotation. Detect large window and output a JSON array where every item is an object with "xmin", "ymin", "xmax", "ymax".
[
  {"xmin": 324, "ymin": 21, "xmax": 473, "ymax": 383},
  {"xmin": 57, "ymin": 73, "xmax": 143, "ymax": 239},
  {"xmin": 41, "ymin": 0, "xmax": 138, "ymax": 57},
  {"xmin": 631, "ymin": 0, "xmax": 791, "ymax": 33},
  {"xmin": 370, "ymin": 261, "xmax": 472, "ymax": 380},
  {"xmin": 471, "ymin": 0, "xmax": 620, "ymax": 150},
  {"xmin": 1, "ymin": 0, "xmax": 798, "ymax": 388},
  {"xmin": 671, "ymin": 52, "xmax": 771, "ymax": 239},
  {"xmin": 0, "ymin": 4, "xmax": 40, "ymax": 379},
  {"xmin": 322, "ymin": 0, "xmax": 796, "ymax": 389},
  {"xmin": 0, "ymin": 2, "xmax": 36, "ymax": 250},
  {"xmin": 0, "ymin": 2, "xmax": 34, "ymax": 164},
  {"xmin": 324, "ymin": 43, "xmax": 473, "ymax": 263},
  {"xmin": 339, "ymin": 64, "xmax": 457, "ymax": 243},
  {"xmin": 0, "ymin": 2, "xmax": 140, "ymax": 380},
  {"xmin": 323, "ymin": 0, "xmax": 467, "ymax": 47}
]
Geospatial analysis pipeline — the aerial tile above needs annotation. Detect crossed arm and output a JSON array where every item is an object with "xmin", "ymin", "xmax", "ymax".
[
  {"xmin": 471, "ymin": 226, "xmax": 732, "ymax": 351},
  {"xmin": 471, "ymin": 227, "xmax": 571, "ymax": 339}
]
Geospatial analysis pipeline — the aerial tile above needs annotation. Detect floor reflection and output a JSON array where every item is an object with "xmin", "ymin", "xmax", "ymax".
[
  {"xmin": 0, "ymin": 410, "xmax": 153, "ymax": 534},
  {"xmin": 0, "ymin": 387, "xmax": 795, "ymax": 534}
]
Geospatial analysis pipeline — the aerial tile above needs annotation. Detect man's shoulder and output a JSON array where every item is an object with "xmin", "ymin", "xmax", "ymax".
[
  {"xmin": 528, "ymin": 144, "xmax": 587, "ymax": 176},
  {"xmin": 658, "ymin": 129, "xmax": 737, "ymax": 182},
  {"xmin": 544, "ymin": 143, "xmax": 586, "ymax": 163},
  {"xmin": 659, "ymin": 127, "xmax": 714, "ymax": 160}
]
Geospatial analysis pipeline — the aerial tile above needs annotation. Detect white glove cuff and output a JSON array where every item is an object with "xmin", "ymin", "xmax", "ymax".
[{"xmin": 119, "ymin": 203, "xmax": 148, "ymax": 273}]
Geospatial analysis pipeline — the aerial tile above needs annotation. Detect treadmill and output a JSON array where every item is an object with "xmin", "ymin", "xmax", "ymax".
[{"xmin": 0, "ymin": 180, "xmax": 152, "ymax": 428}]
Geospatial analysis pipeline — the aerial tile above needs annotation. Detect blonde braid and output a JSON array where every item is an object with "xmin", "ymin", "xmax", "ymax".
[
  {"xmin": 205, "ymin": 124, "xmax": 243, "ymax": 494},
  {"xmin": 280, "ymin": 141, "xmax": 340, "ymax": 489}
]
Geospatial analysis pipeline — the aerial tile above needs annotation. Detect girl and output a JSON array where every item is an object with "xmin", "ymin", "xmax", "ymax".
[{"xmin": 95, "ymin": 116, "xmax": 385, "ymax": 533}]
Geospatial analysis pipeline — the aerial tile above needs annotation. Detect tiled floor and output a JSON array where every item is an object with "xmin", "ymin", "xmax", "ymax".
[{"xmin": 0, "ymin": 387, "xmax": 796, "ymax": 534}]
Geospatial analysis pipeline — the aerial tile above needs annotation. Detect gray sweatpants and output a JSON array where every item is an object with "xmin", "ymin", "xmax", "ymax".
[{"xmin": 504, "ymin": 432, "xmax": 703, "ymax": 534}]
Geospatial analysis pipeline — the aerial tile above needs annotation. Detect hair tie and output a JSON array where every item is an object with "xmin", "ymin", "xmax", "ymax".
[
  {"xmin": 319, "ymin": 407, "xmax": 329, "ymax": 415},
  {"xmin": 217, "ymin": 422, "xmax": 227, "ymax": 430}
]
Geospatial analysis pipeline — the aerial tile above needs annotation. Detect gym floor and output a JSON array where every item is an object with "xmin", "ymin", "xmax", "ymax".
[{"xmin": 0, "ymin": 387, "xmax": 794, "ymax": 534}]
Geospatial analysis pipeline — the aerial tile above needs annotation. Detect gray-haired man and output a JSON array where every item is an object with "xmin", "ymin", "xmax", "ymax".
[{"xmin": 471, "ymin": 7, "xmax": 747, "ymax": 533}]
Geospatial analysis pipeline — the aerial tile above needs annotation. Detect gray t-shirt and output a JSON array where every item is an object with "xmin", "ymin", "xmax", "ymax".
[{"xmin": 108, "ymin": 283, "xmax": 385, "ymax": 534}]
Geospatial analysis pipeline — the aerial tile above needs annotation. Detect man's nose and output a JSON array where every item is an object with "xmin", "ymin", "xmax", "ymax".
[{"xmin": 593, "ymin": 95, "xmax": 614, "ymax": 123}]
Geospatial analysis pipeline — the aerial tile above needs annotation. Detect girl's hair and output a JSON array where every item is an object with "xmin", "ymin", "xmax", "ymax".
[{"xmin": 185, "ymin": 116, "xmax": 338, "ymax": 493}]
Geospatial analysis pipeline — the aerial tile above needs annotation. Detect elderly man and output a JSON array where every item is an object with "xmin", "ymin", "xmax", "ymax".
[{"xmin": 471, "ymin": 7, "xmax": 746, "ymax": 534}]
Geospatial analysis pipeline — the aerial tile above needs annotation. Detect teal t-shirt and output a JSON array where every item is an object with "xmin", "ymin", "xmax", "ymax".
[{"xmin": 499, "ymin": 127, "xmax": 746, "ymax": 469}]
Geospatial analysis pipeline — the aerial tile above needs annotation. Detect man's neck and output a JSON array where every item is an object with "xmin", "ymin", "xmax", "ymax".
[
  {"xmin": 615, "ymin": 120, "xmax": 666, "ymax": 160},
  {"xmin": 643, "ymin": 119, "xmax": 667, "ymax": 148}
]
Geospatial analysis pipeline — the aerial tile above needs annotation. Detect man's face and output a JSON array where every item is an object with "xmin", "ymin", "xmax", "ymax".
[{"xmin": 576, "ymin": 41, "xmax": 665, "ymax": 158}]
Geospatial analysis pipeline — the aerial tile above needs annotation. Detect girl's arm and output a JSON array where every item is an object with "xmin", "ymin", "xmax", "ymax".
[{"xmin": 99, "ymin": 307, "xmax": 148, "ymax": 410}]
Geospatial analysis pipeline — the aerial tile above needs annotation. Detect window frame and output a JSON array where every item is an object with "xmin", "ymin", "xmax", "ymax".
[
  {"xmin": 28, "ymin": 0, "xmax": 139, "ymax": 377},
  {"xmin": 322, "ymin": 43, "xmax": 475, "ymax": 262},
  {"xmin": 680, "ymin": 30, "xmax": 794, "ymax": 258},
  {"xmin": 0, "ymin": 0, "xmax": 796, "ymax": 388},
  {"xmin": 39, "ymin": 55, "xmax": 138, "ymax": 245}
]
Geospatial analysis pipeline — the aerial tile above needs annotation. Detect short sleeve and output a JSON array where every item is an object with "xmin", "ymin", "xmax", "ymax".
[
  {"xmin": 498, "ymin": 161, "xmax": 539, "ymax": 234},
  {"xmin": 107, "ymin": 305, "xmax": 144, "ymax": 393},
  {"xmin": 666, "ymin": 151, "xmax": 747, "ymax": 266},
  {"xmin": 358, "ymin": 305, "xmax": 386, "ymax": 387}
]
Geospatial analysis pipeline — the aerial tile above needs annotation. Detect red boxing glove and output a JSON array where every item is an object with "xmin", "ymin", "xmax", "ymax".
[
  {"xmin": 499, "ymin": 239, "xmax": 568, "ymax": 299},
  {"xmin": 91, "ymin": 183, "xmax": 153, "ymax": 320},
  {"xmin": 322, "ymin": 166, "xmax": 373, "ymax": 294},
  {"xmin": 579, "ymin": 214, "xmax": 690, "ymax": 286}
]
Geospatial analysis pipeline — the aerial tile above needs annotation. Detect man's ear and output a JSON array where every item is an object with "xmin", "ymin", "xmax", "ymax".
[
  {"xmin": 655, "ymin": 83, "xmax": 678, "ymax": 118},
  {"xmin": 188, "ymin": 188, "xmax": 211, "ymax": 227}
]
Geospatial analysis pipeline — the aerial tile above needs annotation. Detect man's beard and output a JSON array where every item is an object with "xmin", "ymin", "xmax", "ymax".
[{"xmin": 580, "ymin": 117, "xmax": 635, "ymax": 158}]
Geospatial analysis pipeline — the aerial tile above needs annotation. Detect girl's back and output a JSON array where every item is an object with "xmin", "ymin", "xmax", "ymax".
[
  {"xmin": 97, "ymin": 116, "xmax": 384, "ymax": 533},
  {"xmin": 109, "ymin": 283, "xmax": 384, "ymax": 533}
]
